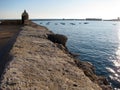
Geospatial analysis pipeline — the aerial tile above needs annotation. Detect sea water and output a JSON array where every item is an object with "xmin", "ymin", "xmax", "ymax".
[{"xmin": 33, "ymin": 20, "xmax": 120, "ymax": 89}]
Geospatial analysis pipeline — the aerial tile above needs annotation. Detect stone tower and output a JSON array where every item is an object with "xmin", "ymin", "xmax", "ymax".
[{"xmin": 22, "ymin": 10, "xmax": 29, "ymax": 24}]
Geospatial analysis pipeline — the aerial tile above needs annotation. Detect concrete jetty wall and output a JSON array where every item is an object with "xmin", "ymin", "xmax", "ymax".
[{"xmin": 0, "ymin": 21, "xmax": 112, "ymax": 90}]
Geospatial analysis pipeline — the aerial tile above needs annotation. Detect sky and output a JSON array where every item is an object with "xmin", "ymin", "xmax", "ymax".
[{"xmin": 0, "ymin": 0, "xmax": 120, "ymax": 19}]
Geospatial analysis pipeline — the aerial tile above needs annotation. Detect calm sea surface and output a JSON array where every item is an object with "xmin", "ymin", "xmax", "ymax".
[{"xmin": 33, "ymin": 20, "xmax": 120, "ymax": 89}]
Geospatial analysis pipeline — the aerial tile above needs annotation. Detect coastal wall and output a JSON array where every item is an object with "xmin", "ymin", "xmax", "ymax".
[
  {"xmin": 0, "ymin": 21, "xmax": 112, "ymax": 90},
  {"xmin": 0, "ymin": 20, "xmax": 22, "ymax": 25}
]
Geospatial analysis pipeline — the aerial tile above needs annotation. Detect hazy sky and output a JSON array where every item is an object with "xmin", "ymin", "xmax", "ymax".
[{"xmin": 0, "ymin": 0, "xmax": 120, "ymax": 19}]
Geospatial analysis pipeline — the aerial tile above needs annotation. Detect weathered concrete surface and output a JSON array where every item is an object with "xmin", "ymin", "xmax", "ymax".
[{"xmin": 0, "ymin": 22, "xmax": 106, "ymax": 90}]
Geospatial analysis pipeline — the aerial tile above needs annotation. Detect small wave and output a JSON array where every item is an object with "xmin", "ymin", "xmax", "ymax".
[
  {"xmin": 112, "ymin": 60, "xmax": 120, "ymax": 67},
  {"xmin": 106, "ymin": 67, "xmax": 120, "ymax": 89},
  {"xmin": 106, "ymin": 67, "xmax": 115, "ymax": 74}
]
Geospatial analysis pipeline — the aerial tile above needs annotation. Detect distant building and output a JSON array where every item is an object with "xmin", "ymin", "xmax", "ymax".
[
  {"xmin": 22, "ymin": 10, "xmax": 29, "ymax": 24},
  {"xmin": 86, "ymin": 18, "xmax": 102, "ymax": 21},
  {"xmin": 105, "ymin": 17, "xmax": 120, "ymax": 21}
]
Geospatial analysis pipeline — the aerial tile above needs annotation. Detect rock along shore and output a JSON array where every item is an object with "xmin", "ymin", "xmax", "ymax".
[{"xmin": 0, "ymin": 21, "xmax": 112, "ymax": 90}]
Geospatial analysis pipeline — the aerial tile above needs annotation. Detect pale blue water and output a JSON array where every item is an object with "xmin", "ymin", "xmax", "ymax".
[{"xmin": 33, "ymin": 20, "xmax": 120, "ymax": 89}]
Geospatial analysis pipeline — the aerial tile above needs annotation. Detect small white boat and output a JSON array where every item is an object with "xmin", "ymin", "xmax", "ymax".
[
  {"xmin": 113, "ymin": 23, "xmax": 117, "ymax": 25},
  {"xmin": 46, "ymin": 22, "xmax": 50, "ymax": 25},
  {"xmin": 55, "ymin": 23, "xmax": 58, "ymax": 25},
  {"xmin": 60, "ymin": 23, "xmax": 65, "ymax": 25},
  {"xmin": 84, "ymin": 22, "xmax": 89, "ymax": 24},
  {"xmin": 70, "ymin": 23, "xmax": 75, "ymax": 25}
]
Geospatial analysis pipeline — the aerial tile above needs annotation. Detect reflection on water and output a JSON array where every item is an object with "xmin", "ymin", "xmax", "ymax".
[
  {"xmin": 33, "ymin": 20, "xmax": 120, "ymax": 89},
  {"xmin": 106, "ymin": 23, "xmax": 120, "ymax": 89}
]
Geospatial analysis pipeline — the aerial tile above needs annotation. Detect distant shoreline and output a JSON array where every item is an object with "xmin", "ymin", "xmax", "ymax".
[{"xmin": 1, "ymin": 18, "xmax": 120, "ymax": 21}]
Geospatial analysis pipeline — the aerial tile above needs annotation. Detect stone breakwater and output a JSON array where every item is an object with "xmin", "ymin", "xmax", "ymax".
[{"xmin": 0, "ymin": 21, "xmax": 112, "ymax": 90}]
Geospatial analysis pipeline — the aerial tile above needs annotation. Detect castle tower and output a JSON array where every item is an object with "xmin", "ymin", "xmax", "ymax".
[{"xmin": 22, "ymin": 10, "xmax": 29, "ymax": 24}]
